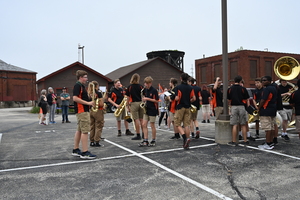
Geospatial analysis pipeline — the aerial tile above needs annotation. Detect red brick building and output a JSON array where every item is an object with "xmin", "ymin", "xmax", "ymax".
[
  {"xmin": 37, "ymin": 61, "xmax": 111, "ymax": 105},
  {"xmin": 195, "ymin": 50, "xmax": 300, "ymax": 88},
  {"xmin": 0, "ymin": 59, "xmax": 37, "ymax": 107}
]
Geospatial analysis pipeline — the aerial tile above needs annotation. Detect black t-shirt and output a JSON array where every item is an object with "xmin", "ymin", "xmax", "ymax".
[
  {"xmin": 289, "ymin": 90, "xmax": 300, "ymax": 115},
  {"xmin": 126, "ymin": 84, "xmax": 143, "ymax": 102},
  {"xmin": 212, "ymin": 87, "xmax": 223, "ymax": 107},
  {"xmin": 260, "ymin": 84, "xmax": 277, "ymax": 117},
  {"xmin": 279, "ymin": 84, "xmax": 293, "ymax": 109},
  {"xmin": 145, "ymin": 86, "xmax": 159, "ymax": 116},
  {"xmin": 253, "ymin": 87, "xmax": 263, "ymax": 102},
  {"xmin": 227, "ymin": 84, "xmax": 249, "ymax": 106},
  {"xmin": 201, "ymin": 90, "xmax": 210, "ymax": 105},
  {"xmin": 109, "ymin": 87, "xmax": 124, "ymax": 104},
  {"xmin": 191, "ymin": 84, "xmax": 201, "ymax": 110},
  {"xmin": 73, "ymin": 82, "xmax": 90, "ymax": 113},
  {"xmin": 173, "ymin": 82, "xmax": 195, "ymax": 110}
]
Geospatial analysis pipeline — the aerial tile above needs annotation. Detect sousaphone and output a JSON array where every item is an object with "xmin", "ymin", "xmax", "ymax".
[{"xmin": 274, "ymin": 56, "xmax": 300, "ymax": 80}]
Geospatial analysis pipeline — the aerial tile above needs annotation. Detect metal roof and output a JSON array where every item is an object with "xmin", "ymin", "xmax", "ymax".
[{"xmin": 0, "ymin": 59, "xmax": 36, "ymax": 73}]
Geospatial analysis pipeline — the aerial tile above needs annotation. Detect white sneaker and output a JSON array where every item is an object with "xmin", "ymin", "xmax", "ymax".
[
  {"xmin": 258, "ymin": 143, "xmax": 274, "ymax": 150},
  {"xmin": 157, "ymin": 126, "xmax": 161, "ymax": 129}
]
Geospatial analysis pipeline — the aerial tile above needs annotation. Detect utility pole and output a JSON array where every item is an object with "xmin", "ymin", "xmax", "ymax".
[{"xmin": 78, "ymin": 44, "xmax": 85, "ymax": 64}]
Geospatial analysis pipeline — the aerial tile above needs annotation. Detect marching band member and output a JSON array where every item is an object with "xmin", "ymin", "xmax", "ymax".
[
  {"xmin": 72, "ymin": 70, "xmax": 96, "ymax": 159},
  {"xmin": 212, "ymin": 77, "xmax": 223, "ymax": 120},
  {"xmin": 252, "ymin": 78, "xmax": 263, "ymax": 138},
  {"xmin": 126, "ymin": 73, "xmax": 144, "ymax": 140},
  {"xmin": 108, "ymin": 79, "xmax": 133, "ymax": 137},
  {"xmin": 88, "ymin": 81, "xmax": 105, "ymax": 147},
  {"xmin": 139, "ymin": 76, "xmax": 159, "ymax": 147},
  {"xmin": 167, "ymin": 78, "xmax": 180, "ymax": 139},
  {"xmin": 173, "ymin": 73, "xmax": 195, "ymax": 150},
  {"xmin": 188, "ymin": 77, "xmax": 201, "ymax": 139}
]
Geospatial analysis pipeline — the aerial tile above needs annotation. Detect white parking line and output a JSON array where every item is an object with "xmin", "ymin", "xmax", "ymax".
[
  {"xmin": 105, "ymin": 139, "xmax": 232, "ymax": 200},
  {"xmin": 0, "ymin": 133, "xmax": 2, "ymax": 144}
]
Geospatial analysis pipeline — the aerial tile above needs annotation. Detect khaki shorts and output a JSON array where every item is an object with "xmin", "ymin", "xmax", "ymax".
[
  {"xmin": 143, "ymin": 114, "xmax": 157, "ymax": 123},
  {"xmin": 174, "ymin": 107, "xmax": 190, "ymax": 127},
  {"xmin": 115, "ymin": 108, "xmax": 126, "ymax": 121},
  {"xmin": 190, "ymin": 110, "xmax": 198, "ymax": 120},
  {"xmin": 76, "ymin": 112, "xmax": 91, "ymax": 133},
  {"xmin": 278, "ymin": 109, "xmax": 293, "ymax": 121},
  {"xmin": 230, "ymin": 105, "xmax": 247, "ymax": 125},
  {"xmin": 169, "ymin": 112, "xmax": 175, "ymax": 121},
  {"xmin": 214, "ymin": 107, "xmax": 223, "ymax": 120},
  {"xmin": 202, "ymin": 104, "xmax": 211, "ymax": 114},
  {"xmin": 130, "ymin": 102, "xmax": 144, "ymax": 120},
  {"xmin": 260, "ymin": 116, "xmax": 276, "ymax": 131}
]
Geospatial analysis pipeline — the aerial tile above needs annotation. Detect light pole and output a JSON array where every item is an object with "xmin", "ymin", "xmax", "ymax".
[{"xmin": 78, "ymin": 44, "xmax": 85, "ymax": 64}]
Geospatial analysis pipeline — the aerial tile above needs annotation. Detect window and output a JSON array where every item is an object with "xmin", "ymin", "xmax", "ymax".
[
  {"xmin": 265, "ymin": 61, "xmax": 272, "ymax": 76},
  {"xmin": 201, "ymin": 66, "xmax": 206, "ymax": 82},
  {"xmin": 250, "ymin": 60, "xmax": 257, "ymax": 79},
  {"xmin": 214, "ymin": 64, "xmax": 221, "ymax": 80},
  {"xmin": 230, "ymin": 61, "xmax": 238, "ymax": 80}
]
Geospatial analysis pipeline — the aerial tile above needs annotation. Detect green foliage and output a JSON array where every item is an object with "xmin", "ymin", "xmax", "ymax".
[{"xmin": 30, "ymin": 106, "xmax": 40, "ymax": 113}]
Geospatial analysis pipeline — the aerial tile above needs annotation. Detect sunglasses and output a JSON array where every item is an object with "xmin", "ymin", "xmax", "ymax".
[{"xmin": 261, "ymin": 79, "xmax": 268, "ymax": 82}]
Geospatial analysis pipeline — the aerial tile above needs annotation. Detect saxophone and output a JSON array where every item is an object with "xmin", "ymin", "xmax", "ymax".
[
  {"xmin": 88, "ymin": 82, "xmax": 99, "ymax": 112},
  {"xmin": 140, "ymin": 87, "xmax": 147, "ymax": 114}
]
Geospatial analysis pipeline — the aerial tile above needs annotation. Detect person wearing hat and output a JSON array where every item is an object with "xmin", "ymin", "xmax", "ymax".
[{"xmin": 60, "ymin": 87, "xmax": 71, "ymax": 123}]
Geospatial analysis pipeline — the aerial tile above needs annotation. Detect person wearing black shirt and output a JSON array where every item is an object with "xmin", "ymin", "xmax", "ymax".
[
  {"xmin": 72, "ymin": 70, "xmax": 96, "ymax": 159},
  {"xmin": 126, "ymin": 73, "xmax": 144, "ymax": 140},
  {"xmin": 258, "ymin": 76, "xmax": 278, "ymax": 150},
  {"xmin": 227, "ymin": 75, "xmax": 250, "ymax": 146},
  {"xmin": 289, "ymin": 79, "xmax": 300, "ymax": 139},
  {"xmin": 252, "ymin": 78, "xmax": 263, "ymax": 138},
  {"xmin": 138, "ymin": 76, "xmax": 159, "ymax": 147},
  {"xmin": 108, "ymin": 79, "xmax": 133, "ymax": 137},
  {"xmin": 278, "ymin": 79, "xmax": 293, "ymax": 141},
  {"xmin": 200, "ymin": 85, "xmax": 211, "ymax": 124},
  {"xmin": 212, "ymin": 77, "xmax": 223, "ymax": 120},
  {"xmin": 188, "ymin": 77, "xmax": 201, "ymax": 139},
  {"xmin": 173, "ymin": 73, "xmax": 196, "ymax": 150}
]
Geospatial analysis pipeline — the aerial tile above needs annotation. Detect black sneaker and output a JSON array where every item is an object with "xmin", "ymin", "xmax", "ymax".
[
  {"xmin": 282, "ymin": 135, "xmax": 290, "ymax": 142},
  {"xmin": 149, "ymin": 140, "xmax": 156, "ymax": 147},
  {"xmin": 95, "ymin": 142, "xmax": 103, "ymax": 147},
  {"xmin": 125, "ymin": 130, "xmax": 134, "ymax": 135},
  {"xmin": 132, "ymin": 135, "xmax": 142, "ymax": 140},
  {"xmin": 66, "ymin": 121, "xmax": 71, "ymax": 123},
  {"xmin": 247, "ymin": 136, "xmax": 256, "ymax": 141},
  {"xmin": 170, "ymin": 133, "xmax": 180, "ymax": 139},
  {"xmin": 201, "ymin": 120, "xmax": 206, "ymax": 123},
  {"xmin": 62, "ymin": 121, "xmax": 64, "ymax": 123},
  {"xmin": 240, "ymin": 141, "xmax": 249, "ymax": 146},
  {"xmin": 72, "ymin": 148, "xmax": 82, "ymax": 157},
  {"xmin": 207, "ymin": 119, "xmax": 210, "ymax": 123},
  {"xmin": 227, "ymin": 141, "xmax": 238, "ymax": 146},
  {"xmin": 255, "ymin": 133, "xmax": 259, "ymax": 138},
  {"xmin": 191, "ymin": 132, "xmax": 195, "ymax": 138},
  {"xmin": 90, "ymin": 142, "xmax": 95, "ymax": 147},
  {"xmin": 239, "ymin": 135, "xmax": 243, "ymax": 140},
  {"xmin": 138, "ymin": 140, "xmax": 149, "ymax": 147},
  {"xmin": 80, "ymin": 151, "xmax": 96, "ymax": 159}
]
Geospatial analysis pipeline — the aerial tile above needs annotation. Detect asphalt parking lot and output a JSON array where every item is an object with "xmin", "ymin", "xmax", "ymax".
[{"xmin": 1, "ymin": 107, "xmax": 300, "ymax": 200}]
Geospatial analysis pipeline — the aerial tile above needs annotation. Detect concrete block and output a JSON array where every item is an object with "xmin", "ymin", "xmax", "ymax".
[{"xmin": 215, "ymin": 120, "xmax": 233, "ymax": 144}]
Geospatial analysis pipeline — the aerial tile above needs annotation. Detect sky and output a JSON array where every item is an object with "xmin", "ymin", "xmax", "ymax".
[{"xmin": 1, "ymin": 0, "xmax": 300, "ymax": 80}]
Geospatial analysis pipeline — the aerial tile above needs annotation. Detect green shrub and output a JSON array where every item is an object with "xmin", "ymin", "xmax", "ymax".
[{"xmin": 30, "ymin": 106, "xmax": 40, "ymax": 113}]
